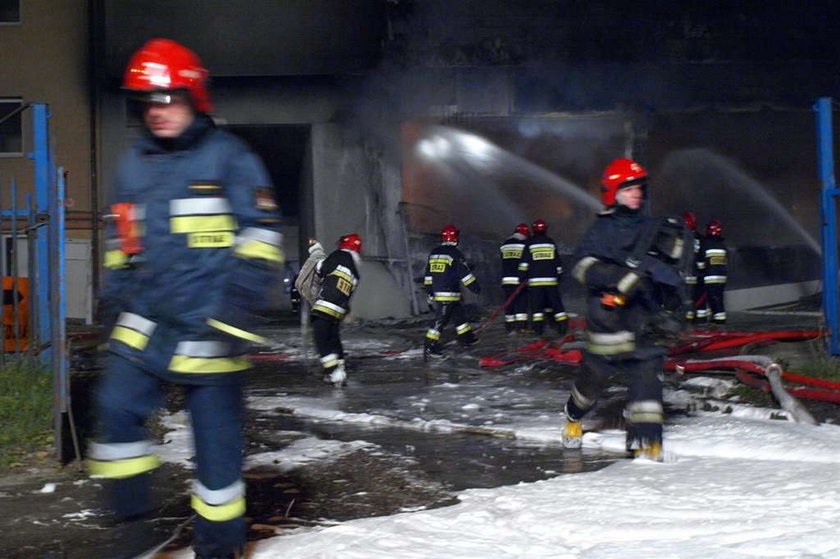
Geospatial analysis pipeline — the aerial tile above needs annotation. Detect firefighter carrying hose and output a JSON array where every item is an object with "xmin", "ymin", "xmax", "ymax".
[
  {"xmin": 88, "ymin": 39, "xmax": 283, "ymax": 558},
  {"xmin": 423, "ymin": 224, "xmax": 481, "ymax": 358},
  {"xmin": 562, "ymin": 158, "xmax": 686, "ymax": 461},
  {"xmin": 499, "ymin": 223, "xmax": 530, "ymax": 333},
  {"xmin": 309, "ymin": 233, "xmax": 363, "ymax": 386},
  {"xmin": 521, "ymin": 218, "xmax": 568, "ymax": 337}
]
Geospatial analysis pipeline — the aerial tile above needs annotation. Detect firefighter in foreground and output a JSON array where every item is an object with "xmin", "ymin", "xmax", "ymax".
[
  {"xmin": 562, "ymin": 158, "xmax": 685, "ymax": 461},
  {"xmin": 700, "ymin": 218, "xmax": 728, "ymax": 325},
  {"xmin": 88, "ymin": 39, "xmax": 283, "ymax": 558},
  {"xmin": 309, "ymin": 233, "xmax": 363, "ymax": 386},
  {"xmin": 521, "ymin": 218, "xmax": 568, "ymax": 337},
  {"xmin": 424, "ymin": 224, "xmax": 481, "ymax": 358},
  {"xmin": 499, "ymin": 223, "xmax": 530, "ymax": 334}
]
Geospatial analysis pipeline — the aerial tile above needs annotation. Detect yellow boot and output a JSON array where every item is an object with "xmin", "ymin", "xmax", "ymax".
[{"xmin": 562, "ymin": 420, "xmax": 582, "ymax": 449}]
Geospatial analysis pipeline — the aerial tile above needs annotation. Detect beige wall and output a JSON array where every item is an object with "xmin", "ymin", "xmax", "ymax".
[{"xmin": 0, "ymin": 0, "xmax": 91, "ymax": 223}]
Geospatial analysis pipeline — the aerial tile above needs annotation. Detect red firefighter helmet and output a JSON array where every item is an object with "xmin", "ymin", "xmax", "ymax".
[
  {"xmin": 338, "ymin": 232, "xmax": 362, "ymax": 253},
  {"xmin": 706, "ymin": 218, "xmax": 723, "ymax": 237},
  {"xmin": 123, "ymin": 38, "xmax": 213, "ymax": 113},
  {"xmin": 441, "ymin": 224, "xmax": 459, "ymax": 244},
  {"xmin": 601, "ymin": 158, "xmax": 648, "ymax": 207},
  {"xmin": 532, "ymin": 219, "xmax": 547, "ymax": 234},
  {"xmin": 514, "ymin": 223, "xmax": 530, "ymax": 238},
  {"xmin": 682, "ymin": 211, "xmax": 697, "ymax": 232}
]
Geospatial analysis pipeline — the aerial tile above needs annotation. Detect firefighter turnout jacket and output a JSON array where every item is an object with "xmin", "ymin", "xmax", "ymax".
[
  {"xmin": 312, "ymin": 248, "xmax": 361, "ymax": 321},
  {"xmin": 102, "ymin": 114, "xmax": 284, "ymax": 385},
  {"xmin": 424, "ymin": 243, "xmax": 480, "ymax": 301},
  {"xmin": 521, "ymin": 232, "xmax": 563, "ymax": 286},
  {"xmin": 571, "ymin": 206, "xmax": 666, "ymax": 359},
  {"xmin": 700, "ymin": 235, "xmax": 728, "ymax": 287},
  {"xmin": 499, "ymin": 233, "xmax": 528, "ymax": 286}
]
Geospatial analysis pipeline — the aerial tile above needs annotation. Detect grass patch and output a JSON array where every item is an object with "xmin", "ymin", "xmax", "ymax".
[{"xmin": 0, "ymin": 357, "xmax": 53, "ymax": 469}]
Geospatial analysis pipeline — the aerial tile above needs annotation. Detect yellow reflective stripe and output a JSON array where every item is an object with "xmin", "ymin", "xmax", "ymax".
[
  {"xmin": 328, "ymin": 269, "xmax": 355, "ymax": 284},
  {"xmin": 426, "ymin": 329, "xmax": 440, "ymax": 340},
  {"xmin": 110, "ymin": 326, "xmax": 150, "ymax": 350},
  {"xmin": 171, "ymin": 215, "xmax": 236, "ymax": 234},
  {"xmin": 191, "ymin": 495, "xmax": 246, "ymax": 522},
  {"xmin": 235, "ymin": 239, "xmax": 284, "ymax": 263},
  {"xmin": 312, "ymin": 302, "xmax": 345, "ymax": 319},
  {"xmin": 188, "ymin": 231, "xmax": 235, "ymax": 248},
  {"xmin": 104, "ymin": 250, "xmax": 129, "ymax": 269},
  {"xmin": 587, "ymin": 341, "xmax": 636, "ymax": 355},
  {"xmin": 169, "ymin": 353, "xmax": 251, "ymax": 374},
  {"xmin": 433, "ymin": 295, "xmax": 461, "ymax": 301},
  {"xmin": 206, "ymin": 318, "xmax": 267, "ymax": 344},
  {"xmin": 529, "ymin": 279, "xmax": 558, "ymax": 286},
  {"xmin": 87, "ymin": 455, "xmax": 160, "ymax": 479}
]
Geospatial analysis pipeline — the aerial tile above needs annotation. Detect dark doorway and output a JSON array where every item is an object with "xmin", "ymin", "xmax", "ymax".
[{"xmin": 224, "ymin": 125, "xmax": 309, "ymax": 221}]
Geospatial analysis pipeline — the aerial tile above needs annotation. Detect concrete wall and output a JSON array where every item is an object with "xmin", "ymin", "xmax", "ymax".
[{"xmin": 0, "ymin": 0, "xmax": 91, "ymax": 220}]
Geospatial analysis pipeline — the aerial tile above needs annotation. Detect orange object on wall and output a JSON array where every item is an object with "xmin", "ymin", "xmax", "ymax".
[{"xmin": 2, "ymin": 277, "xmax": 29, "ymax": 351}]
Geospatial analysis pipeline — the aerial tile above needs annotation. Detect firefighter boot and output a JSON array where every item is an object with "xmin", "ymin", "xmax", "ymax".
[
  {"xmin": 633, "ymin": 441, "xmax": 663, "ymax": 462},
  {"xmin": 325, "ymin": 361, "xmax": 347, "ymax": 387},
  {"xmin": 562, "ymin": 420, "xmax": 582, "ymax": 449}
]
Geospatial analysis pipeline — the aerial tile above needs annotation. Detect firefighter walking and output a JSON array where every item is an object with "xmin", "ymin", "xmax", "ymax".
[
  {"xmin": 700, "ymin": 218, "xmax": 728, "ymax": 325},
  {"xmin": 309, "ymin": 233, "xmax": 363, "ymax": 386},
  {"xmin": 423, "ymin": 224, "xmax": 481, "ymax": 358},
  {"xmin": 499, "ymin": 223, "xmax": 530, "ymax": 333},
  {"xmin": 563, "ymin": 158, "xmax": 684, "ymax": 461},
  {"xmin": 88, "ymin": 39, "xmax": 283, "ymax": 558},
  {"xmin": 521, "ymin": 219, "xmax": 568, "ymax": 337}
]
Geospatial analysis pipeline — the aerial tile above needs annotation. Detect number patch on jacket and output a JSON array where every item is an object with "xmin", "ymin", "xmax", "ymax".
[{"xmin": 336, "ymin": 278, "xmax": 353, "ymax": 296}]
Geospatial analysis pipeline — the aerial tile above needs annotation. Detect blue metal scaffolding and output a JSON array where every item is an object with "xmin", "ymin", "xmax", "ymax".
[{"xmin": 817, "ymin": 97, "xmax": 840, "ymax": 354}]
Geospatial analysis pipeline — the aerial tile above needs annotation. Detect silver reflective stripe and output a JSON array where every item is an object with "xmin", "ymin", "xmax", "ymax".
[
  {"xmin": 515, "ymin": 313, "xmax": 528, "ymax": 321},
  {"xmin": 501, "ymin": 243, "xmax": 525, "ymax": 252},
  {"xmin": 88, "ymin": 440, "xmax": 153, "ymax": 461},
  {"xmin": 434, "ymin": 291, "xmax": 461, "ymax": 298},
  {"xmin": 529, "ymin": 243, "xmax": 554, "ymax": 250},
  {"xmin": 430, "ymin": 253, "xmax": 454, "ymax": 263},
  {"xmin": 170, "ymin": 197, "xmax": 232, "ymax": 216},
  {"xmin": 704, "ymin": 275, "xmax": 727, "ymax": 284},
  {"xmin": 572, "ymin": 256, "xmax": 598, "ymax": 284},
  {"xmin": 571, "ymin": 384, "xmax": 594, "ymax": 408},
  {"xmin": 529, "ymin": 277, "xmax": 558, "ymax": 284},
  {"xmin": 705, "ymin": 249, "xmax": 726, "ymax": 257},
  {"xmin": 314, "ymin": 300, "xmax": 347, "ymax": 314},
  {"xmin": 588, "ymin": 330, "xmax": 635, "ymax": 345},
  {"xmin": 237, "ymin": 227, "xmax": 281, "ymax": 246},
  {"xmin": 554, "ymin": 312, "xmax": 568, "ymax": 320},
  {"xmin": 617, "ymin": 271, "xmax": 639, "ymax": 294},
  {"xmin": 117, "ymin": 312, "xmax": 157, "ymax": 336},
  {"xmin": 501, "ymin": 276, "xmax": 520, "ymax": 285},
  {"xmin": 193, "ymin": 479, "xmax": 245, "ymax": 506},
  {"xmin": 175, "ymin": 341, "xmax": 232, "ymax": 357},
  {"xmin": 456, "ymin": 322, "xmax": 471, "ymax": 334}
]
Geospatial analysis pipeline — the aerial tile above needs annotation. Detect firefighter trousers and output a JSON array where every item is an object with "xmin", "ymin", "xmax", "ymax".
[
  {"xmin": 311, "ymin": 313, "xmax": 344, "ymax": 373},
  {"xmin": 528, "ymin": 284, "xmax": 567, "ymax": 335},
  {"xmin": 705, "ymin": 283, "xmax": 726, "ymax": 324},
  {"xmin": 93, "ymin": 354, "xmax": 246, "ymax": 557},
  {"xmin": 502, "ymin": 284, "xmax": 528, "ymax": 332},
  {"xmin": 425, "ymin": 301, "xmax": 477, "ymax": 353},
  {"xmin": 564, "ymin": 351, "xmax": 665, "ymax": 448}
]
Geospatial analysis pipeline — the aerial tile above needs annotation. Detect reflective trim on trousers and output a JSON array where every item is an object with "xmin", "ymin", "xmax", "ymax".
[
  {"xmin": 626, "ymin": 400, "xmax": 664, "ymax": 424},
  {"xmin": 425, "ymin": 329, "xmax": 441, "ymax": 341},
  {"xmin": 456, "ymin": 322, "xmax": 472, "ymax": 335},
  {"xmin": 320, "ymin": 352, "xmax": 340, "ymax": 368}
]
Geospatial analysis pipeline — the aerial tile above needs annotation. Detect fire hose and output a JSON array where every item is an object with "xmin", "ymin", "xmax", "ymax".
[{"xmin": 474, "ymin": 282, "xmax": 527, "ymax": 333}]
